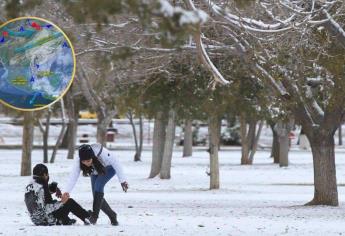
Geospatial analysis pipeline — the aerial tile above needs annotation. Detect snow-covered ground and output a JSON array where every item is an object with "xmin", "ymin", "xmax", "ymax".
[{"xmin": 2, "ymin": 149, "xmax": 345, "ymax": 235}]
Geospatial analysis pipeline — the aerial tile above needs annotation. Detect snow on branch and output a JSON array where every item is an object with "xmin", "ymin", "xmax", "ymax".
[
  {"xmin": 202, "ymin": 0, "xmax": 344, "ymax": 36},
  {"xmin": 76, "ymin": 44, "xmax": 231, "ymax": 57},
  {"xmin": 184, "ymin": 0, "xmax": 230, "ymax": 85},
  {"xmin": 202, "ymin": 0, "xmax": 294, "ymax": 33},
  {"xmin": 255, "ymin": 64, "xmax": 289, "ymax": 97},
  {"xmin": 305, "ymin": 86, "xmax": 325, "ymax": 118},
  {"xmin": 322, "ymin": 9, "xmax": 345, "ymax": 39},
  {"xmin": 159, "ymin": 0, "xmax": 208, "ymax": 26},
  {"xmin": 78, "ymin": 65, "xmax": 107, "ymax": 117}
]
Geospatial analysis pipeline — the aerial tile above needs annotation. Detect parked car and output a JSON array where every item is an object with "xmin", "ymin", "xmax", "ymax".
[
  {"xmin": 177, "ymin": 123, "xmax": 208, "ymax": 146},
  {"xmin": 220, "ymin": 125, "xmax": 241, "ymax": 146},
  {"xmin": 177, "ymin": 122, "xmax": 241, "ymax": 146},
  {"xmin": 79, "ymin": 110, "xmax": 97, "ymax": 119}
]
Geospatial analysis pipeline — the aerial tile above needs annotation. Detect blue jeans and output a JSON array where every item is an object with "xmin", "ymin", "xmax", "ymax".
[{"xmin": 91, "ymin": 166, "xmax": 116, "ymax": 194}]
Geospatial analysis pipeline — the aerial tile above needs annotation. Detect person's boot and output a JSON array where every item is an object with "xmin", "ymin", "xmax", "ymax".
[
  {"xmin": 84, "ymin": 218, "xmax": 91, "ymax": 225},
  {"xmin": 57, "ymin": 216, "xmax": 77, "ymax": 225},
  {"xmin": 90, "ymin": 192, "xmax": 104, "ymax": 224},
  {"xmin": 101, "ymin": 199, "xmax": 119, "ymax": 226},
  {"xmin": 84, "ymin": 210, "xmax": 93, "ymax": 225},
  {"xmin": 66, "ymin": 219, "xmax": 77, "ymax": 225}
]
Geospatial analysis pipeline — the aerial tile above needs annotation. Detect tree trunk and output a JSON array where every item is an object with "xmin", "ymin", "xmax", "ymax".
[
  {"xmin": 62, "ymin": 90, "xmax": 80, "ymax": 159},
  {"xmin": 43, "ymin": 108, "xmax": 51, "ymax": 163},
  {"xmin": 240, "ymin": 115, "xmax": 256, "ymax": 165},
  {"xmin": 97, "ymin": 113, "xmax": 108, "ymax": 146},
  {"xmin": 50, "ymin": 99, "xmax": 67, "ymax": 163},
  {"xmin": 270, "ymin": 124, "xmax": 280, "ymax": 164},
  {"xmin": 249, "ymin": 121, "xmax": 263, "ymax": 163},
  {"xmin": 279, "ymin": 134, "xmax": 289, "ymax": 167},
  {"xmin": 149, "ymin": 111, "xmax": 166, "ymax": 178},
  {"xmin": 306, "ymin": 135, "xmax": 338, "ymax": 206},
  {"xmin": 208, "ymin": 114, "xmax": 221, "ymax": 189},
  {"xmin": 137, "ymin": 115, "xmax": 143, "ymax": 161},
  {"xmin": 240, "ymin": 114, "xmax": 249, "ymax": 164},
  {"xmin": 160, "ymin": 109, "xmax": 176, "ymax": 179},
  {"xmin": 78, "ymin": 66, "xmax": 116, "ymax": 146},
  {"xmin": 67, "ymin": 103, "xmax": 79, "ymax": 159},
  {"xmin": 338, "ymin": 125, "xmax": 342, "ymax": 146},
  {"xmin": 275, "ymin": 120, "xmax": 292, "ymax": 167},
  {"xmin": 96, "ymin": 111, "xmax": 116, "ymax": 146},
  {"xmin": 183, "ymin": 119, "xmax": 193, "ymax": 157},
  {"xmin": 128, "ymin": 111, "xmax": 141, "ymax": 162},
  {"xmin": 21, "ymin": 112, "xmax": 34, "ymax": 176},
  {"xmin": 147, "ymin": 119, "xmax": 151, "ymax": 144}
]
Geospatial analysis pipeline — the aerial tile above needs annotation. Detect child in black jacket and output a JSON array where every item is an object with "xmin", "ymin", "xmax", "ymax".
[{"xmin": 25, "ymin": 164, "xmax": 91, "ymax": 225}]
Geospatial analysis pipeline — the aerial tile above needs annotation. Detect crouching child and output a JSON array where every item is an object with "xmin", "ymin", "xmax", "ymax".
[{"xmin": 24, "ymin": 164, "xmax": 91, "ymax": 225}]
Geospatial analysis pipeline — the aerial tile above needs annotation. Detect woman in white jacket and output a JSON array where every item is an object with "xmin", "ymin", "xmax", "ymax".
[{"xmin": 63, "ymin": 143, "xmax": 129, "ymax": 225}]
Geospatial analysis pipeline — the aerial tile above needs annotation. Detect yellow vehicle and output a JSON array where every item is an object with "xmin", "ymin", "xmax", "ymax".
[{"xmin": 79, "ymin": 110, "xmax": 97, "ymax": 119}]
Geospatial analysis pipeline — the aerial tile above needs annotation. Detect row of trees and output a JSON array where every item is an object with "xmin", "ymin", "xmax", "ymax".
[{"xmin": 1, "ymin": 0, "xmax": 345, "ymax": 206}]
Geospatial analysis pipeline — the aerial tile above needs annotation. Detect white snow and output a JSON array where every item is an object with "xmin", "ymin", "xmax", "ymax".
[
  {"xmin": 2, "ymin": 149, "xmax": 345, "ymax": 235},
  {"xmin": 159, "ymin": 0, "xmax": 208, "ymax": 26}
]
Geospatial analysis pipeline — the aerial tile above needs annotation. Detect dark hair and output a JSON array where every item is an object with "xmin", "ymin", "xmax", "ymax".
[
  {"xmin": 33, "ymin": 164, "xmax": 48, "ymax": 177},
  {"xmin": 79, "ymin": 144, "xmax": 95, "ymax": 161},
  {"xmin": 32, "ymin": 164, "xmax": 50, "ymax": 202},
  {"xmin": 80, "ymin": 156, "xmax": 106, "ymax": 176},
  {"xmin": 78, "ymin": 144, "xmax": 106, "ymax": 176}
]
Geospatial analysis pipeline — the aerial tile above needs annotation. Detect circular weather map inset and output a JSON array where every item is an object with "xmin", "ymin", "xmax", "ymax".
[{"xmin": 0, "ymin": 17, "xmax": 75, "ymax": 111}]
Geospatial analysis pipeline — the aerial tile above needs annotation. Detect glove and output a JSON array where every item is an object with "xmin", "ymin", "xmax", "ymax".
[
  {"xmin": 55, "ymin": 187, "xmax": 62, "ymax": 198},
  {"xmin": 49, "ymin": 182, "xmax": 58, "ymax": 193},
  {"xmin": 121, "ymin": 182, "xmax": 129, "ymax": 192}
]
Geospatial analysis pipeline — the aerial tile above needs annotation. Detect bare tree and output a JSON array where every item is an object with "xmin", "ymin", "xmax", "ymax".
[
  {"xmin": 21, "ymin": 112, "xmax": 34, "ymax": 176},
  {"xmin": 183, "ymin": 119, "xmax": 193, "ymax": 157},
  {"xmin": 78, "ymin": 67, "xmax": 117, "ymax": 146},
  {"xmin": 269, "ymin": 123, "xmax": 280, "ymax": 164},
  {"xmin": 64, "ymin": 86, "xmax": 81, "ymax": 159},
  {"xmin": 37, "ymin": 107, "xmax": 52, "ymax": 163},
  {"xmin": 240, "ymin": 114, "xmax": 263, "ymax": 165},
  {"xmin": 50, "ymin": 99, "xmax": 68, "ymax": 163},
  {"xmin": 208, "ymin": 114, "xmax": 221, "ymax": 189},
  {"xmin": 160, "ymin": 108, "xmax": 176, "ymax": 179},
  {"xmin": 149, "ymin": 111, "xmax": 166, "ymax": 178},
  {"xmin": 128, "ymin": 110, "xmax": 144, "ymax": 161},
  {"xmin": 274, "ymin": 119, "xmax": 294, "ymax": 167},
  {"xmin": 338, "ymin": 125, "xmax": 342, "ymax": 146}
]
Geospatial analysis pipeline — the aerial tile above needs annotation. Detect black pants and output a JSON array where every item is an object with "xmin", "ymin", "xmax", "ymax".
[{"xmin": 52, "ymin": 198, "xmax": 89, "ymax": 224}]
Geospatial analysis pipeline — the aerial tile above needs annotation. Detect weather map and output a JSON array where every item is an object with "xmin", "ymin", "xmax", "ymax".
[{"xmin": 0, "ymin": 17, "xmax": 75, "ymax": 110}]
